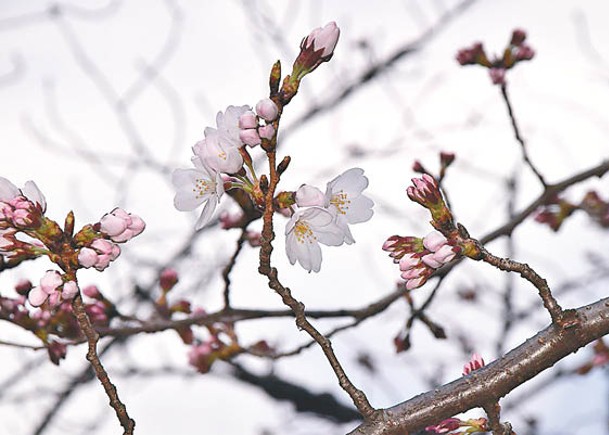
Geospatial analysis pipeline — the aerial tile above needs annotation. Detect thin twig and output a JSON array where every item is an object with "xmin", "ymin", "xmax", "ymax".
[
  {"xmin": 500, "ymin": 83, "xmax": 547, "ymax": 187},
  {"xmin": 222, "ymin": 230, "xmax": 247, "ymax": 309},
  {"xmin": 72, "ymin": 295, "xmax": 135, "ymax": 434}
]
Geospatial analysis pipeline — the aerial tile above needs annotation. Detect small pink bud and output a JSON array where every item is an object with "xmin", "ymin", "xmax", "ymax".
[
  {"xmin": 238, "ymin": 111, "xmax": 258, "ymax": 129},
  {"xmin": 62, "ymin": 281, "xmax": 79, "ymax": 300},
  {"xmin": 83, "ymin": 285, "xmax": 101, "ymax": 299},
  {"xmin": 422, "ymin": 253, "xmax": 443, "ymax": 269},
  {"xmin": 239, "ymin": 128, "xmax": 261, "ymax": 147},
  {"xmin": 304, "ymin": 21, "xmax": 340, "ymax": 58},
  {"xmin": 405, "ymin": 276, "xmax": 426, "ymax": 290},
  {"xmin": 295, "ymin": 185, "xmax": 325, "ymax": 207},
  {"xmin": 255, "ymin": 98, "xmax": 279, "ymax": 122},
  {"xmin": 398, "ymin": 253, "xmax": 420, "ymax": 271},
  {"xmin": 258, "ymin": 124, "xmax": 275, "ymax": 140},
  {"xmin": 489, "ymin": 67, "xmax": 506, "ymax": 85},
  {"xmin": 422, "ymin": 231, "xmax": 447, "ymax": 252},
  {"xmin": 160, "ymin": 268, "xmax": 179, "ymax": 292},
  {"xmin": 463, "ymin": 352, "xmax": 485, "ymax": 375}
]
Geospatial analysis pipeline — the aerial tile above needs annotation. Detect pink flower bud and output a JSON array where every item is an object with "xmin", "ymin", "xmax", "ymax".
[
  {"xmin": 62, "ymin": 281, "xmax": 79, "ymax": 300},
  {"xmin": 258, "ymin": 124, "xmax": 275, "ymax": 140},
  {"xmin": 83, "ymin": 285, "xmax": 101, "ymax": 299},
  {"xmin": 295, "ymin": 185, "xmax": 325, "ymax": 207},
  {"xmin": 463, "ymin": 352, "xmax": 485, "ymax": 375},
  {"xmin": 422, "ymin": 231, "xmax": 447, "ymax": 252},
  {"xmin": 78, "ymin": 247, "xmax": 98, "ymax": 268},
  {"xmin": 238, "ymin": 111, "xmax": 258, "ymax": 129},
  {"xmin": 304, "ymin": 21, "xmax": 340, "ymax": 58},
  {"xmin": 422, "ymin": 253, "xmax": 443, "ymax": 269},
  {"xmin": 405, "ymin": 276, "xmax": 426, "ymax": 290},
  {"xmin": 398, "ymin": 253, "xmax": 420, "ymax": 271},
  {"xmin": 160, "ymin": 268, "xmax": 179, "ymax": 292},
  {"xmin": 239, "ymin": 128, "xmax": 261, "ymax": 147},
  {"xmin": 255, "ymin": 98, "xmax": 279, "ymax": 122},
  {"xmin": 433, "ymin": 244, "xmax": 458, "ymax": 264},
  {"xmin": 489, "ymin": 67, "xmax": 506, "ymax": 85}
]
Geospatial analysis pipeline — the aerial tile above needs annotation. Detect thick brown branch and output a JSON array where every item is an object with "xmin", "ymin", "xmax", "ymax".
[{"xmin": 348, "ymin": 296, "xmax": 609, "ymax": 435}]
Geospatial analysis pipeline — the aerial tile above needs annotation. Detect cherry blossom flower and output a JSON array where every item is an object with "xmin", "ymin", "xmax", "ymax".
[
  {"xmin": 172, "ymin": 159, "xmax": 224, "ymax": 230},
  {"xmin": 325, "ymin": 167, "xmax": 374, "ymax": 243},
  {"xmin": 195, "ymin": 128, "xmax": 244, "ymax": 174},
  {"xmin": 285, "ymin": 207, "xmax": 346, "ymax": 273}
]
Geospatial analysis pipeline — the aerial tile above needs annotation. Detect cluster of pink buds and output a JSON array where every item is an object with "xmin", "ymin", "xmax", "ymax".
[
  {"xmin": 28, "ymin": 270, "xmax": 78, "ymax": 307},
  {"xmin": 78, "ymin": 207, "xmax": 145, "ymax": 271},
  {"xmin": 383, "ymin": 231, "xmax": 460, "ymax": 290},
  {"xmin": 238, "ymin": 98, "xmax": 279, "ymax": 147},
  {"xmin": 456, "ymin": 28, "xmax": 535, "ymax": 85},
  {"xmin": 406, "ymin": 174, "xmax": 454, "ymax": 229},
  {"xmin": 463, "ymin": 352, "xmax": 485, "ymax": 376},
  {"xmin": 426, "ymin": 417, "xmax": 489, "ymax": 434},
  {"xmin": 97, "ymin": 207, "xmax": 145, "ymax": 242},
  {"xmin": 0, "ymin": 178, "xmax": 46, "ymax": 230}
]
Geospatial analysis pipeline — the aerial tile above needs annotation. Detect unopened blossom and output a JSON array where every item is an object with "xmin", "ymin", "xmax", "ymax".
[
  {"xmin": 425, "ymin": 418, "xmax": 462, "ymax": 434},
  {"xmin": 78, "ymin": 239, "xmax": 121, "ymax": 271},
  {"xmin": 285, "ymin": 206, "xmax": 346, "ymax": 273},
  {"xmin": 239, "ymin": 128, "xmax": 261, "ymax": 147},
  {"xmin": 238, "ymin": 110, "xmax": 257, "ymax": 129},
  {"xmin": 463, "ymin": 352, "xmax": 485, "ymax": 376},
  {"xmin": 489, "ymin": 67, "xmax": 506, "ymax": 85},
  {"xmin": 258, "ymin": 124, "xmax": 275, "ymax": 140},
  {"xmin": 160, "ymin": 268, "xmax": 179, "ymax": 292},
  {"xmin": 255, "ymin": 98, "xmax": 279, "ymax": 122},
  {"xmin": 293, "ymin": 22, "xmax": 340, "ymax": 79},
  {"xmin": 99, "ymin": 207, "xmax": 145, "ymax": 243},
  {"xmin": 188, "ymin": 341, "xmax": 217, "ymax": 374},
  {"xmin": 0, "ymin": 178, "xmax": 46, "ymax": 229},
  {"xmin": 302, "ymin": 21, "xmax": 340, "ymax": 58},
  {"xmin": 172, "ymin": 158, "xmax": 224, "ymax": 230},
  {"xmin": 295, "ymin": 185, "xmax": 326, "ymax": 207}
]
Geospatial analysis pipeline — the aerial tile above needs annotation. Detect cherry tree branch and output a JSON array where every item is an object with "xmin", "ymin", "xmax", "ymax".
[{"xmin": 348, "ymin": 296, "xmax": 609, "ymax": 435}]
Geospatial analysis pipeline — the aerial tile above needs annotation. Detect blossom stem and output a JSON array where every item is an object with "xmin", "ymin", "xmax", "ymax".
[
  {"xmin": 72, "ymin": 293, "xmax": 135, "ymax": 434},
  {"xmin": 257, "ymin": 122, "xmax": 376, "ymax": 418}
]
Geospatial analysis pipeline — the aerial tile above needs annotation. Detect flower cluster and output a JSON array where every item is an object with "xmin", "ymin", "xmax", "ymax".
[
  {"xmin": 285, "ymin": 168, "xmax": 374, "ymax": 272},
  {"xmin": 0, "ymin": 176, "xmax": 145, "ymax": 309},
  {"xmin": 172, "ymin": 100, "xmax": 280, "ymax": 230},
  {"xmin": 425, "ymin": 417, "xmax": 489, "ymax": 434},
  {"xmin": 383, "ymin": 231, "xmax": 460, "ymax": 290},
  {"xmin": 0, "ymin": 280, "xmax": 113, "ymax": 364},
  {"xmin": 456, "ymin": 28, "xmax": 535, "ymax": 85}
]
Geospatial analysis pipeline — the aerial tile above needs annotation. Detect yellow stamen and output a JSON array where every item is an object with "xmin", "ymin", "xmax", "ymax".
[{"xmin": 330, "ymin": 191, "xmax": 350, "ymax": 215}]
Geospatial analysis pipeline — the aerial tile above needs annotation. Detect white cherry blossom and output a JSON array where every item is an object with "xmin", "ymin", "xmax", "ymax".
[
  {"xmin": 285, "ymin": 206, "xmax": 346, "ymax": 273},
  {"xmin": 172, "ymin": 158, "xmax": 224, "ymax": 230}
]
